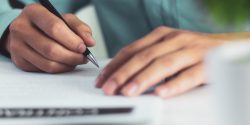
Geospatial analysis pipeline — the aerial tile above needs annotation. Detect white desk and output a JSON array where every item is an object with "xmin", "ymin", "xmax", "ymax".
[{"xmin": 158, "ymin": 86, "xmax": 213, "ymax": 125}]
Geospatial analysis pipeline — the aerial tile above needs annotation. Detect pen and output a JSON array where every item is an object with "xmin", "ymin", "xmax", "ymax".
[
  {"xmin": 38, "ymin": 0, "xmax": 100, "ymax": 68},
  {"xmin": 0, "ymin": 107, "xmax": 133, "ymax": 118}
]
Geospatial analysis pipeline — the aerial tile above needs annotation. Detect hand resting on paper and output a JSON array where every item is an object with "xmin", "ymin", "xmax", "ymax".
[{"xmin": 96, "ymin": 26, "xmax": 250, "ymax": 98}]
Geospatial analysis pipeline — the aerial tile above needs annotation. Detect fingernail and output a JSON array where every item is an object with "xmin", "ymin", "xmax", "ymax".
[
  {"xmin": 96, "ymin": 69, "xmax": 106, "ymax": 83},
  {"xmin": 123, "ymin": 84, "xmax": 139, "ymax": 96},
  {"xmin": 85, "ymin": 33, "xmax": 95, "ymax": 44},
  {"xmin": 78, "ymin": 43, "xmax": 86, "ymax": 53},
  {"xmin": 95, "ymin": 84, "xmax": 102, "ymax": 88},
  {"xmin": 95, "ymin": 69, "xmax": 107, "ymax": 88},
  {"xmin": 95, "ymin": 75, "xmax": 104, "ymax": 88},
  {"xmin": 95, "ymin": 74, "xmax": 101, "ymax": 83},
  {"xmin": 102, "ymin": 81, "xmax": 118, "ymax": 95}
]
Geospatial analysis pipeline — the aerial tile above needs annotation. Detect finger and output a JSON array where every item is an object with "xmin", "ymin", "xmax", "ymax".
[
  {"xmin": 16, "ymin": 22, "xmax": 87, "ymax": 66},
  {"xmin": 8, "ymin": 35, "xmax": 41, "ymax": 72},
  {"xmin": 102, "ymin": 34, "xmax": 187, "ymax": 94},
  {"xmin": 11, "ymin": 53, "xmax": 40, "ymax": 72},
  {"xmin": 23, "ymin": 4, "xmax": 85, "ymax": 53},
  {"xmin": 155, "ymin": 64, "xmax": 206, "ymax": 99},
  {"xmin": 13, "ymin": 40, "xmax": 75, "ymax": 73},
  {"xmin": 63, "ymin": 14, "xmax": 95, "ymax": 47},
  {"xmin": 96, "ymin": 26, "xmax": 175, "ymax": 88},
  {"xmin": 120, "ymin": 47, "xmax": 205, "ymax": 96}
]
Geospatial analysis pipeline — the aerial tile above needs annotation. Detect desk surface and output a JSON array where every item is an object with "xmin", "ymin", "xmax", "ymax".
[{"xmin": 158, "ymin": 86, "xmax": 213, "ymax": 125}]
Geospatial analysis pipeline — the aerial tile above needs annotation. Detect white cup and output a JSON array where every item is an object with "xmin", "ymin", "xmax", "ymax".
[{"xmin": 206, "ymin": 42, "xmax": 250, "ymax": 125}]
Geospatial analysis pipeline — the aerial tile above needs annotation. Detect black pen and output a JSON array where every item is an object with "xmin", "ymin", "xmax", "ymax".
[
  {"xmin": 39, "ymin": 0, "xmax": 99, "ymax": 68},
  {"xmin": 0, "ymin": 107, "xmax": 133, "ymax": 118}
]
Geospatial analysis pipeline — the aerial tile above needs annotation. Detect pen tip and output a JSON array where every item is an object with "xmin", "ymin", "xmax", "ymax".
[
  {"xmin": 95, "ymin": 63, "xmax": 100, "ymax": 69},
  {"xmin": 86, "ymin": 53, "xmax": 100, "ymax": 68}
]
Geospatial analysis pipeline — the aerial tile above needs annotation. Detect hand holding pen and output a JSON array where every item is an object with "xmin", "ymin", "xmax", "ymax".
[
  {"xmin": 5, "ymin": 1, "xmax": 98, "ymax": 73},
  {"xmin": 39, "ymin": 0, "xmax": 99, "ymax": 68}
]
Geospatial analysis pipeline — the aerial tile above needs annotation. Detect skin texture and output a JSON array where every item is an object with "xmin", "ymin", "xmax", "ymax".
[
  {"xmin": 96, "ymin": 26, "xmax": 250, "ymax": 99},
  {"xmin": 5, "ymin": 4, "xmax": 95, "ymax": 73}
]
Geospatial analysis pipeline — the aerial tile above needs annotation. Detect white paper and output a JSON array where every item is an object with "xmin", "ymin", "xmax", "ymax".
[{"xmin": 0, "ymin": 57, "xmax": 161, "ymax": 125}]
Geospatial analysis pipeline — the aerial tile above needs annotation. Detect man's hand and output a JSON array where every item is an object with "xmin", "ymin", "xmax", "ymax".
[
  {"xmin": 96, "ymin": 26, "xmax": 226, "ymax": 98},
  {"xmin": 6, "ymin": 4, "xmax": 95, "ymax": 73}
]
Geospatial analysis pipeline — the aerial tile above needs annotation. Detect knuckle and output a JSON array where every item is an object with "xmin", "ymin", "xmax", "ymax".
[
  {"xmin": 131, "ymin": 78, "xmax": 143, "ymax": 85},
  {"xmin": 9, "ymin": 42, "xmax": 15, "ymax": 52},
  {"xmin": 164, "ymin": 57, "xmax": 176, "ymax": 67},
  {"xmin": 12, "ymin": 58, "xmax": 18, "ymax": 66},
  {"xmin": 45, "ymin": 62, "xmax": 60, "ymax": 73},
  {"xmin": 82, "ymin": 57, "xmax": 89, "ymax": 64},
  {"xmin": 13, "ymin": 59, "xmax": 25, "ymax": 70},
  {"xmin": 119, "ymin": 47, "xmax": 129, "ymax": 55},
  {"xmin": 9, "ymin": 19, "xmax": 23, "ymax": 33},
  {"xmin": 119, "ymin": 46, "xmax": 133, "ymax": 55},
  {"xmin": 9, "ymin": 41, "xmax": 19, "ymax": 53},
  {"xmin": 136, "ymin": 50, "xmax": 156, "ymax": 61},
  {"xmin": 63, "ymin": 14, "xmax": 92, "ymax": 33},
  {"xmin": 110, "ymin": 76, "xmax": 124, "ymax": 86},
  {"xmin": 15, "ymin": 63, "xmax": 24, "ymax": 70},
  {"xmin": 84, "ymin": 24, "xmax": 92, "ymax": 32},
  {"xmin": 156, "ymin": 26, "xmax": 167, "ymax": 31},
  {"xmin": 153, "ymin": 58, "xmax": 165, "ymax": 67},
  {"xmin": 181, "ymin": 70, "xmax": 194, "ymax": 79},
  {"xmin": 102, "ymin": 64, "xmax": 112, "ymax": 75},
  {"xmin": 132, "ymin": 52, "xmax": 148, "ymax": 61},
  {"xmin": 43, "ymin": 44, "xmax": 57, "ymax": 58},
  {"xmin": 178, "ymin": 31, "xmax": 189, "ymax": 38},
  {"xmin": 177, "ymin": 74, "xmax": 194, "ymax": 87},
  {"xmin": 151, "ymin": 26, "xmax": 173, "ymax": 36},
  {"xmin": 108, "ymin": 70, "xmax": 133, "ymax": 86},
  {"xmin": 47, "ymin": 21, "xmax": 64, "ymax": 36},
  {"xmin": 79, "ymin": 24, "xmax": 92, "ymax": 33},
  {"xmin": 176, "ymin": 31, "xmax": 194, "ymax": 41},
  {"xmin": 23, "ymin": 4, "xmax": 40, "ymax": 13},
  {"xmin": 63, "ymin": 13, "xmax": 75, "ymax": 20},
  {"xmin": 155, "ymin": 26, "xmax": 168, "ymax": 32},
  {"xmin": 156, "ymin": 56, "xmax": 175, "ymax": 67}
]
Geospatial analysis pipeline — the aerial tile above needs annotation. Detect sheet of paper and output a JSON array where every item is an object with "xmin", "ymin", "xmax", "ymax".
[{"xmin": 0, "ymin": 56, "xmax": 161, "ymax": 125}]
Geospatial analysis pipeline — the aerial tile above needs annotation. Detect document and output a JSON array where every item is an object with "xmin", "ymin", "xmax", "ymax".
[{"xmin": 0, "ymin": 56, "xmax": 161, "ymax": 125}]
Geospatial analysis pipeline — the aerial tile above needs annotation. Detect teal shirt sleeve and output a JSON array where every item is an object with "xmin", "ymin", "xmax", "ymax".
[
  {"xmin": 0, "ymin": 0, "xmax": 90, "ymax": 54},
  {"xmin": 0, "ymin": 0, "xmax": 91, "ymax": 37},
  {"xmin": 93, "ymin": 0, "xmax": 250, "ymax": 57},
  {"xmin": 0, "ymin": 0, "xmax": 21, "ymax": 39},
  {"xmin": 21, "ymin": 0, "xmax": 91, "ymax": 13}
]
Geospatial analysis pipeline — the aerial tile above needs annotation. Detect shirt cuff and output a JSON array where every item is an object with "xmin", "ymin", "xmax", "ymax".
[{"xmin": 0, "ymin": 9, "xmax": 21, "ymax": 58}]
